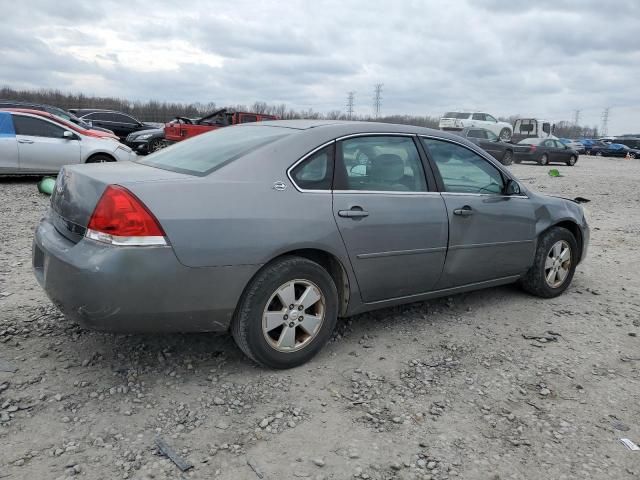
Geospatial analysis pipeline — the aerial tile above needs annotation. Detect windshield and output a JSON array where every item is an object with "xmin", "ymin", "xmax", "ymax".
[
  {"xmin": 443, "ymin": 112, "xmax": 471, "ymax": 119},
  {"xmin": 137, "ymin": 125, "xmax": 292, "ymax": 176}
]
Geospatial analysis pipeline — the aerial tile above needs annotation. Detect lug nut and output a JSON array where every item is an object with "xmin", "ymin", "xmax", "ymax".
[
  {"xmin": 299, "ymin": 316, "xmax": 304, "ymax": 321},
  {"xmin": 283, "ymin": 314, "xmax": 288, "ymax": 320},
  {"xmin": 298, "ymin": 305, "xmax": 304, "ymax": 311},
  {"xmin": 288, "ymin": 322, "xmax": 295, "ymax": 328},
  {"xmin": 289, "ymin": 304, "xmax": 294, "ymax": 310}
]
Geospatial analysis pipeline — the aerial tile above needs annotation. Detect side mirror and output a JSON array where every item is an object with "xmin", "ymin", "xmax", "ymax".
[
  {"xmin": 504, "ymin": 179, "xmax": 521, "ymax": 195},
  {"xmin": 63, "ymin": 131, "xmax": 75, "ymax": 139}
]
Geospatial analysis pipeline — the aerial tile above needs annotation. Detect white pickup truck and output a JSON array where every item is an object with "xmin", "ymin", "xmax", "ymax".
[{"xmin": 439, "ymin": 112, "xmax": 513, "ymax": 141}]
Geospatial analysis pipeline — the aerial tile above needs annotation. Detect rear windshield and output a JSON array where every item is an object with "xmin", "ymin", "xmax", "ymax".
[
  {"xmin": 137, "ymin": 125, "xmax": 291, "ymax": 176},
  {"xmin": 443, "ymin": 112, "xmax": 471, "ymax": 119}
]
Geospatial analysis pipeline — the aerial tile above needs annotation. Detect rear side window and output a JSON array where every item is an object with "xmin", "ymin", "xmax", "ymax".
[
  {"xmin": 240, "ymin": 115, "xmax": 258, "ymax": 123},
  {"xmin": 444, "ymin": 112, "xmax": 471, "ymax": 119},
  {"xmin": 290, "ymin": 145, "xmax": 333, "ymax": 190},
  {"xmin": 467, "ymin": 129, "xmax": 486, "ymax": 139},
  {"xmin": 472, "ymin": 113, "xmax": 486, "ymax": 121},
  {"xmin": 13, "ymin": 115, "xmax": 65, "ymax": 138},
  {"xmin": 138, "ymin": 125, "xmax": 291, "ymax": 176},
  {"xmin": 335, "ymin": 136, "xmax": 427, "ymax": 192}
]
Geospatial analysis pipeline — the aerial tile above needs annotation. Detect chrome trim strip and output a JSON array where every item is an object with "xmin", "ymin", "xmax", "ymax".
[
  {"xmin": 286, "ymin": 140, "xmax": 336, "ymax": 193},
  {"xmin": 335, "ymin": 132, "xmax": 416, "ymax": 141},
  {"xmin": 441, "ymin": 192, "xmax": 529, "ymax": 199},
  {"xmin": 333, "ymin": 190, "xmax": 439, "ymax": 195},
  {"xmin": 357, "ymin": 246, "xmax": 447, "ymax": 259},
  {"xmin": 448, "ymin": 239, "xmax": 534, "ymax": 251}
]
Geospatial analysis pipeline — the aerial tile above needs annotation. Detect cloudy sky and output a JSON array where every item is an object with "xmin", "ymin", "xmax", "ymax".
[{"xmin": 2, "ymin": 0, "xmax": 639, "ymax": 134}]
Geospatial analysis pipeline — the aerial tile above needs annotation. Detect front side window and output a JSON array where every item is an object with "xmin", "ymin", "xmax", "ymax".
[
  {"xmin": 467, "ymin": 129, "xmax": 485, "ymax": 139},
  {"xmin": 485, "ymin": 130, "xmax": 498, "ymax": 141},
  {"xmin": 421, "ymin": 138, "xmax": 504, "ymax": 194},
  {"xmin": 13, "ymin": 115, "xmax": 66, "ymax": 138},
  {"xmin": 290, "ymin": 145, "xmax": 333, "ymax": 190},
  {"xmin": 111, "ymin": 113, "xmax": 138, "ymax": 124},
  {"xmin": 485, "ymin": 114, "xmax": 497, "ymax": 123},
  {"xmin": 335, "ymin": 136, "xmax": 427, "ymax": 192},
  {"xmin": 542, "ymin": 139, "xmax": 555, "ymax": 148}
]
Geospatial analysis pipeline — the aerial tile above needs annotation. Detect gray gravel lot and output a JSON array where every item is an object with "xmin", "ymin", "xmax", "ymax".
[{"xmin": 1, "ymin": 156, "xmax": 639, "ymax": 480}]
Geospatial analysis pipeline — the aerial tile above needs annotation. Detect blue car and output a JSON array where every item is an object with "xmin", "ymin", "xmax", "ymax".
[
  {"xmin": 558, "ymin": 138, "xmax": 585, "ymax": 154},
  {"xmin": 593, "ymin": 143, "xmax": 640, "ymax": 158}
]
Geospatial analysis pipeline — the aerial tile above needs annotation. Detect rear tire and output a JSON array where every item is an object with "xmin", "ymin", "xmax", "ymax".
[
  {"xmin": 231, "ymin": 257, "xmax": 338, "ymax": 369},
  {"xmin": 148, "ymin": 138, "xmax": 165, "ymax": 153},
  {"xmin": 538, "ymin": 154, "xmax": 549, "ymax": 166},
  {"xmin": 86, "ymin": 154, "xmax": 115, "ymax": 163},
  {"xmin": 520, "ymin": 227, "xmax": 578, "ymax": 298},
  {"xmin": 501, "ymin": 150, "xmax": 514, "ymax": 166},
  {"xmin": 566, "ymin": 155, "xmax": 577, "ymax": 166},
  {"xmin": 499, "ymin": 128, "xmax": 512, "ymax": 142}
]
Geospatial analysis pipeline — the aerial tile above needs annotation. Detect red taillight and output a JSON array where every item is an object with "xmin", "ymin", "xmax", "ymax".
[
  {"xmin": 86, "ymin": 185, "xmax": 166, "ymax": 246},
  {"xmin": 530, "ymin": 145, "xmax": 537, "ymax": 152}
]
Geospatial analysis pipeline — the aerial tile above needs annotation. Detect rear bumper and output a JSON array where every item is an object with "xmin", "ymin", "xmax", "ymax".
[{"xmin": 33, "ymin": 218, "xmax": 260, "ymax": 333}]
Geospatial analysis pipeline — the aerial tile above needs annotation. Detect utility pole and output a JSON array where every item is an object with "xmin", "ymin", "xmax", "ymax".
[
  {"xmin": 373, "ymin": 83, "xmax": 383, "ymax": 118},
  {"xmin": 601, "ymin": 107, "xmax": 610, "ymax": 136},
  {"xmin": 346, "ymin": 91, "xmax": 355, "ymax": 120}
]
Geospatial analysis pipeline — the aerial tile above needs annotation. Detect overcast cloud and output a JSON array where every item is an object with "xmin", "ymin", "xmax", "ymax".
[{"xmin": 1, "ymin": 0, "xmax": 638, "ymax": 133}]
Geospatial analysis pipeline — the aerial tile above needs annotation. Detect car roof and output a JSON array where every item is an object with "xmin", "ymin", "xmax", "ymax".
[{"xmin": 0, "ymin": 108, "xmax": 88, "ymax": 132}]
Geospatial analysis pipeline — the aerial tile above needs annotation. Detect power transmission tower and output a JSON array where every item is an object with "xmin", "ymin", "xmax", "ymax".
[
  {"xmin": 573, "ymin": 109, "xmax": 581, "ymax": 126},
  {"xmin": 373, "ymin": 83, "xmax": 383, "ymax": 118},
  {"xmin": 346, "ymin": 91, "xmax": 355, "ymax": 120},
  {"xmin": 601, "ymin": 107, "xmax": 610, "ymax": 136}
]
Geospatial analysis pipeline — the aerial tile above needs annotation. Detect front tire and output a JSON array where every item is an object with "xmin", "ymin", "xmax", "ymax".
[
  {"xmin": 538, "ymin": 154, "xmax": 549, "ymax": 166},
  {"xmin": 86, "ymin": 154, "xmax": 115, "ymax": 163},
  {"xmin": 231, "ymin": 257, "xmax": 338, "ymax": 369},
  {"xmin": 520, "ymin": 227, "xmax": 578, "ymax": 298},
  {"xmin": 501, "ymin": 150, "xmax": 514, "ymax": 166},
  {"xmin": 499, "ymin": 128, "xmax": 512, "ymax": 142},
  {"xmin": 566, "ymin": 155, "xmax": 577, "ymax": 166},
  {"xmin": 148, "ymin": 138, "xmax": 165, "ymax": 153}
]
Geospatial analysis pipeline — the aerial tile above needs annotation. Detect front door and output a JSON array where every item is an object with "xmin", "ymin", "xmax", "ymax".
[
  {"xmin": 332, "ymin": 135, "xmax": 449, "ymax": 302},
  {"xmin": 420, "ymin": 137, "xmax": 536, "ymax": 289},
  {"xmin": 13, "ymin": 115, "xmax": 81, "ymax": 173}
]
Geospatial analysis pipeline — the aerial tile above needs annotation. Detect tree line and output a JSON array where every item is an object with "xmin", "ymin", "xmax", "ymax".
[{"xmin": 0, "ymin": 86, "xmax": 599, "ymax": 137}]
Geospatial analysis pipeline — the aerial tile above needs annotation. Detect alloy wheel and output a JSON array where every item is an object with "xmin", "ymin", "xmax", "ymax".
[
  {"xmin": 544, "ymin": 240, "xmax": 572, "ymax": 288},
  {"xmin": 262, "ymin": 279, "xmax": 325, "ymax": 352}
]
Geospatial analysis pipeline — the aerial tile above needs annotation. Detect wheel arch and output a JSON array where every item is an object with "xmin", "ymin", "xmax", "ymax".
[
  {"xmin": 85, "ymin": 152, "xmax": 116, "ymax": 163},
  {"xmin": 236, "ymin": 248, "xmax": 352, "ymax": 322},
  {"xmin": 541, "ymin": 220, "xmax": 584, "ymax": 263}
]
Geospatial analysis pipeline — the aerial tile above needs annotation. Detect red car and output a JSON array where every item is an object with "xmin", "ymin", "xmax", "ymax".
[
  {"xmin": 164, "ymin": 108, "xmax": 277, "ymax": 143},
  {"xmin": 0, "ymin": 108, "xmax": 120, "ymax": 141}
]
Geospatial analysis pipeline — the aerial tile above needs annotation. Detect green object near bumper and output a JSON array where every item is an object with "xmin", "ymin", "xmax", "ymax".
[{"xmin": 38, "ymin": 177, "xmax": 57, "ymax": 195}]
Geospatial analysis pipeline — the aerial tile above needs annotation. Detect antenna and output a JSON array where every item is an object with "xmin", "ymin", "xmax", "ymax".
[
  {"xmin": 346, "ymin": 91, "xmax": 355, "ymax": 120},
  {"xmin": 373, "ymin": 83, "xmax": 383, "ymax": 118}
]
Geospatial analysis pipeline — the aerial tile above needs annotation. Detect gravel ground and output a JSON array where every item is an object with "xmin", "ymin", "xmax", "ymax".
[{"xmin": 1, "ymin": 156, "xmax": 639, "ymax": 480}]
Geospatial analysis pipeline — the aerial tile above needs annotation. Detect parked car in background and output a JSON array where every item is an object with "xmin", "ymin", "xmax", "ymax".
[
  {"xmin": 33, "ymin": 121, "xmax": 589, "ymax": 368},
  {"xmin": 580, "ymin": 139, "xmax": 606, "ymax": 154},
  {"xmin": 439, "ymin": 112, "xmax": 513, "ymax": 141},
  {"xmin": 511, "ymin": 118, "xmax": 556, "ymax": 144},
  {"xmin": 614, "ymin": 137, "xmax": 640, "ymax": 150},
  {"xmin": 125, "ymin": 128, "xmax": 165, "ymax": 154},
  {"xmin": 0, "ymin": 108, "xmax": 119, "ymax": 141},
  {"xmin": 164, "ymin": 108, "xmax": 277, "ymax": 143},
  {"xmin": 516, "ymin": 138, "xmax": 579, "ymax": 166},
  {"xmin": 593, "ymin": 143, "xmax": 640, "ymax": 158},
  {"xmin": 0, "ymin": 110, "xmax": 134, "ymax": 174},
  {"xmin": 455, "ymin": 127, "xmax": 527, "ymax": 165},
  {"xmin": 69, "ymin": 109, "xmax": 156, "ymax": 140},
  {"xmin": 558, "ymin": 138, "xmax": 585, "ymax": 154},
  {"xmin": 0, "ymin": 99, "xmax": 115, "ymax": 135}
]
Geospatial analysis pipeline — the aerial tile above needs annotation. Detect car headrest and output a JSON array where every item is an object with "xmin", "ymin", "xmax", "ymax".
[{"xmin": 369, "ymin": 154, "xmax": 404, "ymax": 182}]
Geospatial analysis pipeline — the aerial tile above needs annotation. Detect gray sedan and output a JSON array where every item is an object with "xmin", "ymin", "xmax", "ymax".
[{"xmin": 33, "ymin": 121, "xmax": 589, "ymax": 368}]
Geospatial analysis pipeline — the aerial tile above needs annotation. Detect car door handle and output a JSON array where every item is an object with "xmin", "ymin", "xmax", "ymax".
[
  {"xmin": 453, "ymin": 205, "xmax": 473, "ymax": 216},
  {"xmin": 338, "ymin": 207, "xmax": 369, "ymax": 218},
  {"xmin": 18, "ymin": 139, "xmax": 34, "ymax": 144}
]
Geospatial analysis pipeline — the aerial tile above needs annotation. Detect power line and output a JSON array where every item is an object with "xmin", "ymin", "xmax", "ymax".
[
  {"xmin": 373, "ymin": 83, "xmax": 383, "ymax": 118},
  {"xmin": 346, "ymin": 91, "xmax": 355, "ymax": 120},
  {"xmin": 601, "ymin": 107, "xmax": 610, "ymax": 136}
]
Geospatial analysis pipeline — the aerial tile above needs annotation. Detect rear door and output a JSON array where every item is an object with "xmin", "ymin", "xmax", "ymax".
[
  {"xmin": 13, "ymin": 115, "xmax": 81, "ymax": 173},
  {"xmin": 0, "ymin": 112, "xmax": 19, "ymax": 172},
  {"xmin": 420, "ymin": 137, "xmax": 536, "ymax": 289},
  {"xmin": 332, "ymin": 134, "xmax": 448, "ymax": 302}
]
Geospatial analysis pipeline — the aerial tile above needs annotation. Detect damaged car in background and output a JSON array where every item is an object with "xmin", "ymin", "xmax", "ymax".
[{"xmin": 33, "ymin": 121, "xmax": 589, "ymax": 369}]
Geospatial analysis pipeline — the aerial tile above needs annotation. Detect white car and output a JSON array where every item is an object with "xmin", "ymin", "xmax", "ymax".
[
  {"xmin": 439, "ymin": 112, "xmax": 513, "ymax": 141},
  {"xmin": 0, "ymin": 110, "xmax": 135, "ymax": 175}
]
